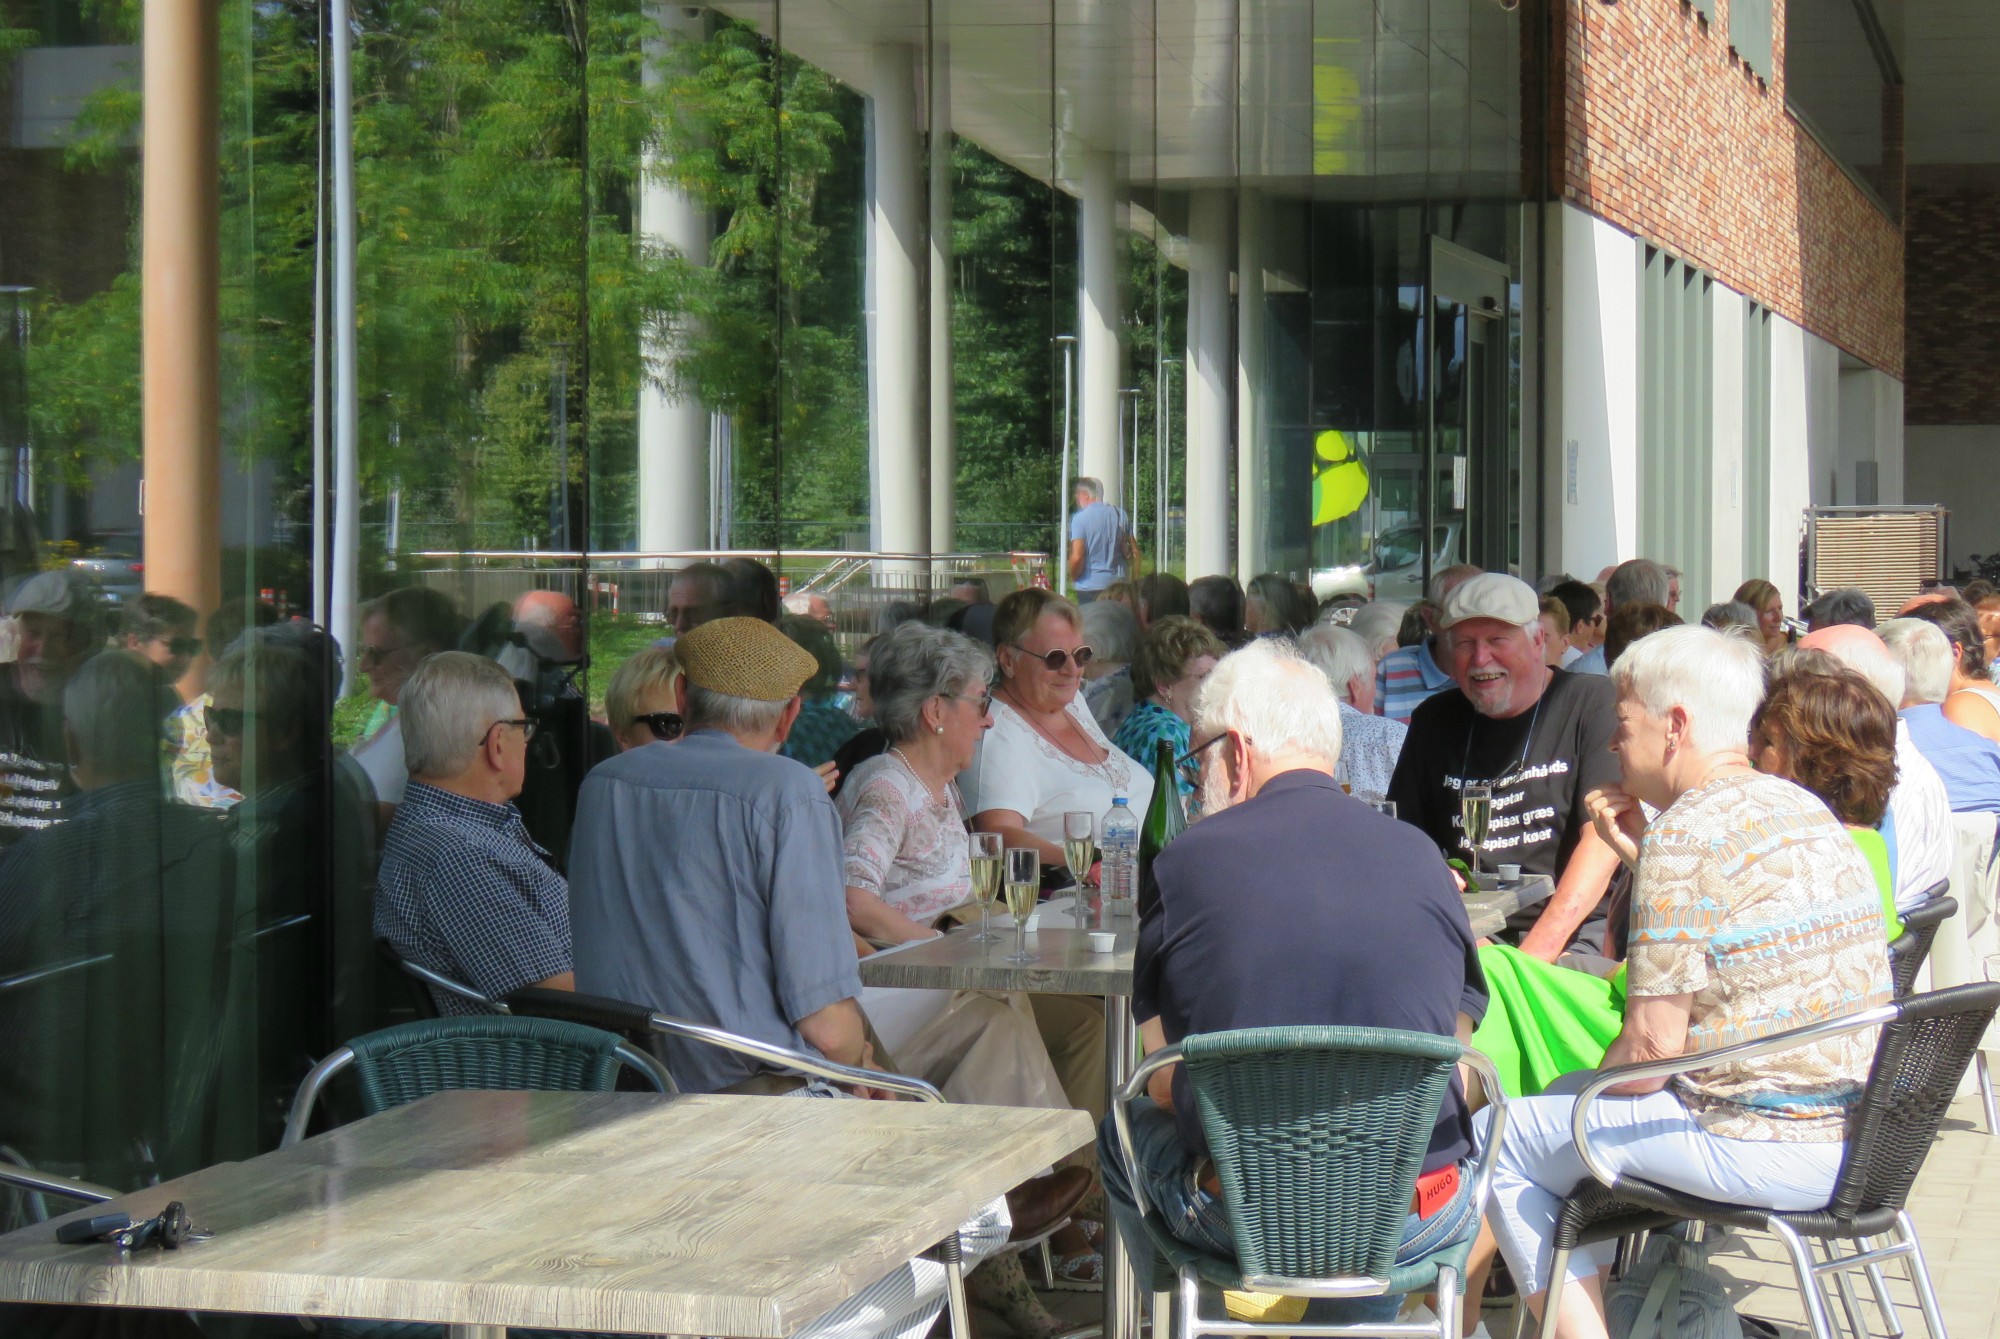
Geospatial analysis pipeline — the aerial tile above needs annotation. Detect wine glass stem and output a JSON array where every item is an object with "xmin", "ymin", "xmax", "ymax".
[
  {"xmin": 978, "ymin": 902, "xmax": 988, "ymax": 940},
  {"xmin": 1016, "ymin": 917, "xmax": 1027, "ymax": 960}
]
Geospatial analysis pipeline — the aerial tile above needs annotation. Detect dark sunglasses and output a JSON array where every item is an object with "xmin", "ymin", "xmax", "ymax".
[
  {"xmin": 1011, "ymin": 643, "xmax": 1095, "ymax": 672},
  {"xmin": 204, "ymin": 705, "xmax": 246, "ymax": 738},
  {"xmin": 637, "ymin": 711, "xmax": 684, "ymax": 742},
  {"xmin": 165, "ymin": 636, "xmax": 201, "ymax": 658}
]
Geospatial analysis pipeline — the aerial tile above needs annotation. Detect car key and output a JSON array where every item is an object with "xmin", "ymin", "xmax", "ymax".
[{"xmin": 55, "ymin": 1214, "xmax": 130, "ymax": 1245}]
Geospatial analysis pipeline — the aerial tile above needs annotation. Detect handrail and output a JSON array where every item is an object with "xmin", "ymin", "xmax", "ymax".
[
  {"xmin": 410, "ymin": 549, "xmax": 1041, "ymax": 563},
  {"xmin": 0, "ymin": 1163, "xmax": 117, "ymax": 1206}
]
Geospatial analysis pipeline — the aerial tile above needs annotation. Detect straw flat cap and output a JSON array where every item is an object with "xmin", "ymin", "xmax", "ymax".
[{"xmin": 676, "ymin": 616, "xmax": 818, "ymax": 702}]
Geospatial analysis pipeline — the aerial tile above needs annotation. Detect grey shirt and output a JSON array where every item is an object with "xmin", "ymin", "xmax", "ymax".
[{"xmin": 568, "ymin": 729, "xmax": 861, "ymax": 1093}]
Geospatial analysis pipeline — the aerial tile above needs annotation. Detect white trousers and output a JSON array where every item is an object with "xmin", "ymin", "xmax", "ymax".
[{"xmin": 1476, "ymin": 1089, "xmax": 1844, "ymax": 1296}]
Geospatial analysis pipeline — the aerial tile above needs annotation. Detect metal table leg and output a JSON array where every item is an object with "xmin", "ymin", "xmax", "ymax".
[{"xmin": 1103, "ymin": 993, "xmax": 1139, "ymax": 1339}]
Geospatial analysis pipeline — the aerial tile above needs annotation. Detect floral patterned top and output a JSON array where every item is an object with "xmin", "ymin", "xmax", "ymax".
[{"xmin": 837, "ymin": 750, "xmax": 973, "ymax": 924}]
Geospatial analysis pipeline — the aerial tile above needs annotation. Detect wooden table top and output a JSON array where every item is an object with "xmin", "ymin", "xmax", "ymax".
[
  {"xmin": 0, "ymin": 1091, "xmax": 1093, "ymax": 1337},
  {"xmin": 1463, "ymin": 873, "xmax": 1555, "ymax": 939}
]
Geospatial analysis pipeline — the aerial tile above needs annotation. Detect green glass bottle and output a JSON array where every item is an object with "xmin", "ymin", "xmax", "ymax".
[{"xmin": 1137, "ymin": 739, "xmax": 1185, "ymax": 914}]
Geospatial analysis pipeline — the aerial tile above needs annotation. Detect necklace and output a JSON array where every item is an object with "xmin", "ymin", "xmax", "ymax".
[
  {"xmin": 889, "ymin": 745, "xmax": 947, "ymax": 806},
  {"xmin": 999, "ymin": 684, "xmax": 1107, "ymax": 765}
]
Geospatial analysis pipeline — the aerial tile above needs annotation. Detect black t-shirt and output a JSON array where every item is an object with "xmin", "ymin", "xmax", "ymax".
[
  {"xmin": 1135, "ymin": 770, "xmax": 1485, "ymax": 1174},
  {"xmin": 1387, "ymin": 669, "xmax": 1621, "ymax": 942}
]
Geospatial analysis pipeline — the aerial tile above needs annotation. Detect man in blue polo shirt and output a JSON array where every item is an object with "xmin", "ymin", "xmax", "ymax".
[
  {"xmin": 1068, "ymin": 476, "xmax": 1133, "ymax": 602},
  {"xmin": 1098, "ymin": 639, "xmax": 1486, "ymax": 1321}
]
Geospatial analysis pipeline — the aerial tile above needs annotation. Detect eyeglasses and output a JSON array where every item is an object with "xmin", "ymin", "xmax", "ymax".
[
  {"xmin": 162, "ymin": 636, "xmax": 201, "ymax": 658},
  {"xmin": 1010, "ymin": 643, "xmax": 1095, "ymax": 672},
  {"xmin": 947, "ymin": 692, "xmax": 994, "ymax": 717},
  {"xmin": 637, "ymin": 711, "xmax": 684, "ymax": 741},
  {"xmin": 357, "ymin": 641, "xmax": 409, "ymax": 666},
  {"xmin": 204, "ymin": 705, "xmax": 246, "ymax": 738},
  {"xmin": 1174, "ymin": 730, "xmax": 1234, "ymax": 789},
  {"xmin": 482, "ymin": 718, "xmax": 539, "ymax": 746}
]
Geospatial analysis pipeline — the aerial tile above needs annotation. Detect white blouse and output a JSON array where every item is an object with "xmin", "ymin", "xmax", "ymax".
[
  {"xmin": 959, "ymin": 694, "xmax": 1154, "ymax": 847},
  {"xmin": 836, "ymin": 751, "xmax": 971, "ymax": 924}
]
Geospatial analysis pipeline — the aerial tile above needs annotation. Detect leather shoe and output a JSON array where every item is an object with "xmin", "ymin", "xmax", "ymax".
[{"xmin": 1004, "ymin": 1165, "xmax": 1092, "ymax": 1242}]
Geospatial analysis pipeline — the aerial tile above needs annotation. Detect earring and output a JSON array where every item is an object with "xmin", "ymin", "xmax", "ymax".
[{"xmin": 935, "ymin": 725, "xmax": 945, "ymax": 735}]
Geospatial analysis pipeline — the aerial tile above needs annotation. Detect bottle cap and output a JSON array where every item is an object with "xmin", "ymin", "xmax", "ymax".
[{"xmin": 1113, "ymin": 795, "xmax": 1128, "ymax": 805}]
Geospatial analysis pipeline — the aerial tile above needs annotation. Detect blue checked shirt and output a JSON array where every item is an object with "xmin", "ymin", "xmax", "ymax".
[{"xmin": 376, "ymin": 782, "xmax": 571, "ymax": 1014}]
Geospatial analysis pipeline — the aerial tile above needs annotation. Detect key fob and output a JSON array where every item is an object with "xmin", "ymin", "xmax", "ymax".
[{"xmin": 56, "ymin": 1214, "xmax": 130, "ymax": 1245}]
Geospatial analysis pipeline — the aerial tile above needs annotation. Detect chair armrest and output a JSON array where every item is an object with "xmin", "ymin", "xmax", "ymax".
[
  {"xmin": 396, "ymin": 959, "xmax": 506, "ymax": 1013},
  {"xmin": 1568, "ymin": 1002, "xmax": 1899, "ymax": 1188},
  {"xmin": 0, "ymin": 1163, "xmax": 116, "ymax": 1206},
  {"xmin": 280, "ymin": 1045, "xmax": 358, "ymax": 1148},
  {"xmin": 645, "ymin": 1012, "xmax": 945, "ymax": 1103},
  {"xmin": 1108, "ymin": 1045, "xmax": 1184, "ymax": 1221}
]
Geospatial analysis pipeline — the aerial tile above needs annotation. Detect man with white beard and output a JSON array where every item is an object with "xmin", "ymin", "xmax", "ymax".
[
  {"xmin": 1099, "ymin": 638, "xmax": 1487, "ymax": 1325},
  {"xmin": 1388, "ymin": 573, "xmax": 1625, "ymax": 959}
]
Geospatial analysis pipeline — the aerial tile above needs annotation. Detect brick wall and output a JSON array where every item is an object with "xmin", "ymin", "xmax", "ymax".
[
  {"xmin": 1553, "ymin": 0, "xmax": 1905, "ymax": 377},
  {"xmin": 1906, "ymin": 166, "xmax": 2000, "ymax": 426}
]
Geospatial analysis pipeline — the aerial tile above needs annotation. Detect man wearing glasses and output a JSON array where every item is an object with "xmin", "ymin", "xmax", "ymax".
[{"xmin": 375, "ymin": 651, "xmax": 574, "ymax": 1015}]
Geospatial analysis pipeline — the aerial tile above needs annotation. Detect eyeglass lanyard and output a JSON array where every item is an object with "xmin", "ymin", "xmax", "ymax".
[{"xmin": 1459, "ymin": 689, "xmax": 1545, "ymax": 791}]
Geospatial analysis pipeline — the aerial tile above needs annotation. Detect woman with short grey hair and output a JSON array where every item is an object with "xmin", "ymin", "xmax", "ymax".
[
  {"xmin": 1296, "ymin": 623, "xmax": 1407, "ymax": 798},
  {"xmin": 1079, "ymin": 598, "xmax": 1140, "ymax": 737}
]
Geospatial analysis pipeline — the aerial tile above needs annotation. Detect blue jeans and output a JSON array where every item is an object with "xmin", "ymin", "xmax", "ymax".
[{"xmin": 1098, "ymin": 1100, "xmax": 1481, "ymax": 1322}]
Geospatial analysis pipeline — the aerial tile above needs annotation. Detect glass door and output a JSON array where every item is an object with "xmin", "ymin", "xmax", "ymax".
[{"xmin": 1426, "ymin": 239, "xmax": 1513, "ymax": 595}]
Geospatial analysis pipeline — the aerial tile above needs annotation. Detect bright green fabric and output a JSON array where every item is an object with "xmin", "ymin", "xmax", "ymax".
[
  {"xmin": 1848, "ymin": 827, "xmax": 1901, "ymax": 939},
  {"xmin": 1470, "ymin": 945, "xmax": 1625, "ymax": 1099}
]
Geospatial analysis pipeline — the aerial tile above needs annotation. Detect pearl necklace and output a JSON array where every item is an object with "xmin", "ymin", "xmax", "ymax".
[{"xmin": 889, "ymin": 745, "xmax": 948, "ymax": 807}]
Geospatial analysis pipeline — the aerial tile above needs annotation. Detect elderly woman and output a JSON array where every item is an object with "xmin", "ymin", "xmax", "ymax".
[
  {"xmin": 838, "ymin": 622, "xmax": 1103, "ymax": 1304},
  {"xmin": 1734, "ymin": 578, "xmax": 1790, "ymax": 655},
  {"xmin": 965, "ymin": 587, "xmax": 1153, "ymax": 866},
  {"xmin": 1080, "ymin": 598, "xmax": 1141, "ymax": 738},
  {"xmin": 1904, "ymin": 599, "xmax": 2000, "ymax": 747},
  {"xmin": 1112, "ymin": 616, "xmax": 1225, "ymax": 796},
  {"xmin": 1751, "ymin": 660, "xmax": 1902, "ymax": 933},
  {"xmin": 1296, "ymin": 623, "xmax": 1407, "ymax": 799},
  {"xmin": 605, "ymin": 647, "xmax": 683, "ymax": 752},
  {"xmin": 1481, "ymin": 626, "xmax": 1891, "ymax": 1339},
  {"xmin": 1343, "ymin": 599, "xmax": 1409, "ymax": 662}
]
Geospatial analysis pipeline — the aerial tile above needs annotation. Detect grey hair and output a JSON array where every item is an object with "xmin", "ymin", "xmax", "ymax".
[
  {"xmin": 1194, "ymin": 639, "xmax": 1345, "ymax": 770},
  {"xmin": 1427, "ymin": 565, "xmax": 1482, "ymax": 605},
  {"xmin": 1812, "ymin": 626, "xmax": 1908, "ymax": 708},
  {"xmin": 1080, "ymin": 598, "xmax": 1140, "ymax": 665},
  {"xmin": 1700, "ymin": 600, "xmax": 1759, "ymax": 633},
  {"xmin": 1607, "ymin": 558, "xmax": 1670, "ymax": 611},
  {"xmin": 1880, "ymin": 618, "xmax": 1951, "ymax": 706},
  {"xmin": 1610, "ymin": 625, "xmax": 1767, "ymax": 756},
  {"xmin": 1294, "ymin": 625, "xmax": 1375, "ymax": 705},
  {"xmin": 402, "ymin": 651, "xmax": 523, "ymax": 778},
  {"xmin": 1074, "ymin": 476, "xmax": 1104, "ymax": 502},
  {"xmin": 1808, "ymin": 587, "xmax": 1877, "ymax": 631},
  {"xmin": 1343, "ymin": 601, "xmax": 1408, "ymax": 659},
  {"xmin": 869, "ymin": 622, "xmax": 995, "ymax": 746},
  {"xmin": 685, "ymin": 683, "xmax": 791, "ymax": 738}
]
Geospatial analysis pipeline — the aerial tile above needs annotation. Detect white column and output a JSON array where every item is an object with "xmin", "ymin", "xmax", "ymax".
[
  {"xmin": 637, "ymin": 5, "xmax": 711, "ymax": 554},
  {"xmin": 867, "ymin": 43, "xmax": 927, "ymax": 556},
  {"xmin": 928, "ymin": 49, "xmax": 955, "ymax": 554},
  {"xmin": 1185, "ymin": 188, "xmax": 1233, "ymax": 578},
  {"xmin": 1078, "ymin": 149, "xmax": 1121, "ymax": 507},
  {"xmin": 1235, "ymin": 187, "xmax": 1263, "ymax": 579}
]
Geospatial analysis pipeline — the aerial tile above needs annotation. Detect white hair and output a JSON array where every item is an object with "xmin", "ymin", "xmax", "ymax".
[
  {"xmin": 685, "ymin": 684, "xmax": 790, "ymax": 738},
  {"xmin": 402, "ymin": 651, "xmax": 522, "ymax": 778},
  {"xmin": 1817, "ymin": 629, "xmax": 1909, "ymax": 710},
  {"xmin": 1609, "ymin": 625, "xmax": 1768, "ymax": 756},
  {"xmin": 1343, "ymin": 601, "xmax": 1407, "ymax": 659},
  {"xmin": 1880, "ymin": 619, "xmax": 1952, "ymax": 706},
  {"xmin": 1294, "ymin": 625, "xmax": 1375, "ymax": 705},
  {"xmin": 1074, "ymin": 476, "xmax": 1104, "ymax": 502},
  {"xmin": 781, "ymin": 593, "xmax": 815, "ymax": 617},
  {"xmin": 1194, "ymin": 639, "xmax": 1345, "ymax": 770}
]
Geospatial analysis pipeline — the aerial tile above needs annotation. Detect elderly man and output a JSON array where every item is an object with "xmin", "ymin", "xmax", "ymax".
[
  {"xmin": 1568, "ymin": 559, "xmax": 1671, "ymax": 675},
  {"xmin": 1802, "ymin": 624, "xmax": 1955, "ymax": 908},
  {"xmin": 1807, "ymin": 586, "xmax": 1877, "ymax": 632},
  {"xmin": 782, "ymin": 591, "xmax": 837, "ymax": 629},
  {"xmin": 1068, "ymin": 476, "xmax": 1133, "ymax": 601},
  {"xmin": 665, "ymin": 561, "xmax": 730, "ymax": 636},
  {"xmin": 1375, "ymin": 564, "xmax": 1481, "ymax": 723},
  {"xmin": 0, "ymin": 570, "xmax": 103, "ymax": 845},
  {"xmin": 1880, "ymin": 618, "xmax": 2000, "ymax": 814},
  {"xmin": 376, "ymin": 651, "xmax": 573, "ymax": 1014},
  {"xmin": 1389, "ymin": 573, "xmax": 1625, "ymax": 958},
  {"xmin": 351, "ymin": 585, "xmax": 463, "ymax": 814},
  {"xmin": 1099, "ymin": 639, "xmax": 1485, "ymax": 1321}
]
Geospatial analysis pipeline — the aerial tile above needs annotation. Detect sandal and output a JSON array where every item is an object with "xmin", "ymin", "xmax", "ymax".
[
  {"xmin": 967, "ymin": 1251, "xmax": 1068, "ymax": 1339},
  {"xmin": 1047, "ymin": 1247, "xmax": 1104, "ymax": 1292}
]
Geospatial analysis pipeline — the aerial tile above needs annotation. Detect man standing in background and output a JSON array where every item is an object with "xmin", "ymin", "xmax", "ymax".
[{"xmin": 1068, "ymin": 477, "xmax": 1134, "ymax": 603}]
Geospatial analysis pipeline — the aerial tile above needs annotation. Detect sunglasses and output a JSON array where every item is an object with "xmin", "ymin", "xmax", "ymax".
[
  {"xmin": 357, "ymin": 641, "xmax": 408, "ymax": 666},
  {"xmin": 637, "ymin": 711, "xmax": 684, "ymax": 742},
  {"xmin": 163, "ymin": 636, "xmax": 201, "ymax": 658},
  {"xmin": 1010, "ymin": 643, "xmax": 1095, "ymax": 672},
  {"xmin": 205, "ymin": 705, "xmax": 246, "ymax": 738}
]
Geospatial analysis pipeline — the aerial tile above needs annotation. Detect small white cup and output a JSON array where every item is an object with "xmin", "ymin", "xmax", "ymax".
[
  {"xmin": 1088, "ymin": 931, "xmax": 1117, "ymax": 954},
  {"xmin": 1023, "ymin": 913, "xmax": 1041, "ymax": 934},
  {"xmin": 1497, "ymin": 863, "xmax": 1522, "ymax": 883}
]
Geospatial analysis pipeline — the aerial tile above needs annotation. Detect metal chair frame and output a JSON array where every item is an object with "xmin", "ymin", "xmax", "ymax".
[
  {"xmin": 1109, "ymin": 1036, "xmax": 1510, "ymax": 1339},
  {"xmin": 1540, "ymin": 992, "xmax": 1988, "ymax": 1339}
]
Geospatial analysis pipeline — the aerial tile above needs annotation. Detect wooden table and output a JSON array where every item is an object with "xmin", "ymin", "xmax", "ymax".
[
  {"xmin": 0, "ymin": 1090, "xmax": 1093, "ymax": 1339},
  {"xmin": 1463, "ymin": 872, "xmax": 1556, "ymax": 939}
]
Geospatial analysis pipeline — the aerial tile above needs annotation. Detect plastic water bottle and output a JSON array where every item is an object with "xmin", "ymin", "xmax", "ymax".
[{"xmin": 1100, "ymin": 796, "xmax": 1140, "ymax": 915}]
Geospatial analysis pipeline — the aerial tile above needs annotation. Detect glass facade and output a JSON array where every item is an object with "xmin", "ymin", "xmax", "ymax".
[{"xmin": 0, "ymin": 0, "xmax": 1528, "ymax": 1204}]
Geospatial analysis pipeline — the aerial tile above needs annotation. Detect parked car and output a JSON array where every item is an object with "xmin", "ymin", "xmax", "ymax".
[
  {"xmin": 1310, "ymin": 519, "xmax": 1464, "ymax": 606},
  {"xmin": 70, "ymin": 532, "xmax": 144, "ymax": 606}
]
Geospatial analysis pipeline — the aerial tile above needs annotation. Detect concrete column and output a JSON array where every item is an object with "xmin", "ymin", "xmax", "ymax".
[
  {"xmin": 637, "ymin": 5, "xmax": 712, "ymax": 553},
  {"xmin": 142, "ymin": 0, "xmax": 220, "ymax": 656},
  {"xmin": 1185, "ymin": 188, "xmax": 1232, "ymax": 578},
  {"xmin": 1078, "ymin": 149, "xmax": 1121, "ymax": 506},
  {"xmin": 1235, "ymin": 187, "xmax": 1264, "ymax": 579},
  {"xmin": 928, "ymin": 49, "xmax": 955, "ymax": 554},
  {"xmin": 866, "ymin": 42, "xmax": 927, "ymax": 556}
]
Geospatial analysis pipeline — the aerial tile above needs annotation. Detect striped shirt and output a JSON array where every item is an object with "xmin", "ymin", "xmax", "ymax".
[{"xmin": 1374, "ymin": 638, "xmax": 1455, "ymax": 725}]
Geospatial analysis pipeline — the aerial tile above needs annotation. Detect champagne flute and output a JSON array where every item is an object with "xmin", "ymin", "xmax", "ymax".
[
  {"xmin": 1062, "ymin": 810, "xmax": 1095, "ymax": 902},
  {"xmin": 1003, "ymin": 846, "xmax": 1040, "ymax": 964},
  {"xmin": 1460, "ymin": 782, "xmax": 1493, "ymax": 885},
  {"xmin": 968, "ymin": 832, "xmax": 1003, "ymax": 942}
]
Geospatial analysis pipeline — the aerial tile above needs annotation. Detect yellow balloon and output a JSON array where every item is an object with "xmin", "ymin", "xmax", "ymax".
[{"xmin": 1312, "ymin": 430, "xmax": 1369, "ymax": 525}]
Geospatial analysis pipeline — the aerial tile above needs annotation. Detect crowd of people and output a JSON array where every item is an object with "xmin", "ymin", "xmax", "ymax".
[{"xmin": 6, "ymin": 489, "xmax": 1997, "ymax": 1339}]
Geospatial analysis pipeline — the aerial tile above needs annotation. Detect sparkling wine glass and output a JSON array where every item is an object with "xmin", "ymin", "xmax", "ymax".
[
  {"xmin": 1003, "ymin": 847, "xmax": 1040, "ymax": 964},
  {"xmin": 968, "ymin": 832, "xmax": 1003, "ymax": 942},
  {"xmin": 1062, "ymin": 810, "xmax": 1095, "ymax": 901},
  {"xmin": 1460, "ymin": 782, "xmax": 1493, "ymax": 884}
]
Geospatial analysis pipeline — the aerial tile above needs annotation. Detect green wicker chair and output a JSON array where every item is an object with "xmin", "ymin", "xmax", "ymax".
[
  {"xmin": 1108, "ymin": 1026, "xmax": 1508, "ymax": 1339},
  {"xmin": 279, "ymin": 1014, "xmax": 672, "ymax": 1148}
]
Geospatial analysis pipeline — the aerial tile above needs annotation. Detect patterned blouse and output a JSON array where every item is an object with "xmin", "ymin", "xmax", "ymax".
[
  {"xmin": 1113, "ymin": 700, "xmax": 1191, "ymax": 796},
  {"xmin": 836, "ymin": 751, "xmax": 972, "ymax": 924},
  {"xmin": 1627, "ymin": 771, "xmax": 1892, "ymax": 1143}
]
